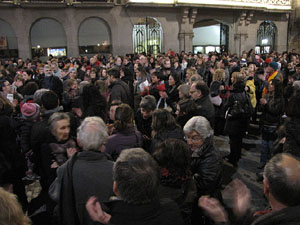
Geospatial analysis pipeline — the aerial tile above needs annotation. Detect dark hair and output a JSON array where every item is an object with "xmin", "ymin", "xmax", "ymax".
[
  {"xmin": 264, "ymin": 153, "xmax": 300, "ymax": 206},
  {"xmin": 41, "ymin": 91, "xmax": 59, "ymax": 110},
  {"xmin": 151, "ymin": 71, "xmax": 162, "ymax": 81},
  {"xmin": 24, "ymin": 69, "xmax": 34, "ymax": 77},
  {"xmin": 114, "ymin": 148, "xmax": 159, "ymax": 204},
  {"xmin": 170, "ymin": 73, "xmax": 181, "ymax": 85},
  {"xmin": 22, "ymin": 82, "xmax": 39, "ymax": 96},
  {"xmin": 194, "ymin": 81, "xmax": 209, "ymax": 97},
  {"xmin": 114, "ymin": 104, "xmax": 134, "ymax": 131},
  {"xmin": 108, "ymin": 68, "xmax": 120, "ymax": 79},
  {"xmin": 178, "ymin": 98, "xmax": 197, "ymax": 116},
  {"xmin": 233, "ymin": 80, "xmax": 246, "ymax": 92},
  {"xmin": 270, "ymin": 79, "xmax": 283, "ymax": 98},
  {"xmin": 140, "ymin": 95, "xmax": 156, "ymax": 112},
  {"xmin": 154, "ymin": 138, "xmax": 191, "ymax": 178},
  {"xmin": 152, "ymin": 109, "xmax": 179, "ymax": 133},
  {"xmin": 286, "ymin": 91, "xmax": 300, "ymax": 118},
  {"xmin": 110, "ymin": 99, "xmax": 122, "ymax": 107},
  {"xmin": 81, "ymin": 84, "xmax": 107, "ymax": 120}
]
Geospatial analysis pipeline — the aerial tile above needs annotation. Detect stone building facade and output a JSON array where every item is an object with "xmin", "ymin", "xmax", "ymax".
[{"xmin": 0, "ymin": 0, "xmax": 296, "ymax": 59}]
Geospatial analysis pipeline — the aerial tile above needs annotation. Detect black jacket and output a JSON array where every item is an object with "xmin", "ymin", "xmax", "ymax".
[
  {"xmin": 194, "ymin": 95, "xmax": 215, "ymax": 128},
  {"xmin": 109, "ymin": 80, "xmax": 132, "ymax": 106},
  {"xmin": 190, "ymin": 137, "xmax": 223, "ymax": 198},
  {"xmin": 260, "ymin": 93, "xmax": 285, "ymax": 126},
  {"xmin": 283, "ymin": 117, "xmax": 300, "ymax": 158}
]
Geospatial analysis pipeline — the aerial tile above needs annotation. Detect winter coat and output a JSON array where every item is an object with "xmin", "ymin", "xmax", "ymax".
[
  {"xmin": 246, "ymin": 77, "xmax": 257, "ymax": 108},
  {"xmin": 190, "ymin": 137, "xmax": 223, "ymax": 198},
  {"xmin": 194, "ymin": 95, "xmax": 215, "ymax": 128},
  {"xmin": 283, "ymin": 117, "xmax": 300, "ymax": 158},
  {"xmin": 260, "ymin": 93, "xmax": 285, "ymax": 126},
  {"xmin": 109, "ymin": 79, "xmax": 132, "ymax": 106}
]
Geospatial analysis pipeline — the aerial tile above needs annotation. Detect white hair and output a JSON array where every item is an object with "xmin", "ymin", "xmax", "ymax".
[
  {"xmin": 77, "ymin": 117, "xmax": 108, "ymax": 151},
  {"xmin": 183, "ymin": 116, "xmax": 213, "ymax": 140}
]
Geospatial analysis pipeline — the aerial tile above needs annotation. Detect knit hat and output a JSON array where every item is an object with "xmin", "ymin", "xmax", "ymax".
[
  {"xmin": 21, "ymin": 103, "xmax": 40, "ymax": 121},
  {"xmin": 268, "ymin": 61, "xmax": 278, "ymax": 71}
]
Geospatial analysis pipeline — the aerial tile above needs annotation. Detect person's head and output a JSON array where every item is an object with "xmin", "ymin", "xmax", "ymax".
[
  {"xmin": 168, "ymin": 73, "xmax": 180, "ymax": 86},
  {"xmin": 0, "ymin": 80, "xmax": 12, "ymax": 94},
  {"xmin": 189, "ymin": 74, "xmax": 202, "ymax": 85},
  {"xmin": 21, "ymin": 103, "xmax": 40, "ymax": 121},
  {"xmin": 186, "ymin": 68, "xmax": 197, "ymax": 81},
  {"xmin": 115, "ymin": 56, "xmax": 122, "ymax": 67},
  {"xmin": 213, "ymin": 69, "xmax": 225, "ymax": 82},
  {"xmin": 41, "ymin": 91, "xmax": 59, "ymax": 110},
  {"xmin": 113, "ymin": 148, "xmax": 159, "ymax": 204},
  {"xmin": 266, "ymin": 61, "xmax": 278, "ymax": 74},
  {"xmin": 268, "ymin": 78, "xmax": 282, "ymax": 97},
  {"xmin": 140, "ymin": 95, "xmax": 156, "ymax": 119},
  {"xmin": 231, "ymin": 72, "xmax": 245, "ymax": 84},
  {"xmin": 154, "ymin": 138, "xmax": 190, "ymax": 177},
  {"xmin": 22, "ymin": 82, "xmax": 39, "ymax": 96},
  {"xmin": 22, "ymin": 69, "xmax": 33, "ymax": 81},
  {"xmin": 286, "ymin": 91, "xmax": 300, "ymax": 118},
  {"xmin": 177, "ymin": 84, "xmax": 190, "ymax": 100},
  {"xmin": 77, "ymin": 116, "xmax": 108, "ymax": 151},
  {"xmin": 151, "ymin": 71, "xmax": 162, "ymax": 84},
  {"xmin": 0, "ymin": 95, "xmax": 13, "ymax": 116},
  {"xmin": 263, "ymin": 153, "xmax": 300, "ymax": 207},
  {"xmin": 109, "ymin": 100, "xmax": 122, "ymax": 121},
  {"xmin": 43, "ymin": 65, "xmax": 52, "ymax": 77},
  {"xmin": 151, "ymin": 109, "xmax": 177, "ymax": 132},
  {"xmin": 0, "ymin": 187, "xmax": 31, "ymax": 225},
  {"xmin": 64, "ymin": 79, "xmax": 78, "ymax": 93},
  {"xmin": 100, "ymin": 68, "xmax": 108, "ymax": 78},
  {"xmin": 114, "ymin": 104, "xmax": 134, "ymax": 131},
  {"xmin": 295, "ymin": 63, "xmax": 300, "ymax": 75},
  {"xmin": 108, "ymin": 68, "xmax": 120, "ymax": 81},
  {"xmin": 176, "ymin": 98, "xmax": 197, "ymax": 117},
  {"xmin": 48, "ymin": 112, "xmax": 70, "ymax": 142},
  {"xmin": 190, "ymin": 81, "xmax": 209, "ymax": 100},
  {"xmin": 248, "ymin": 63, "xmax": 257, "ymax": 73},
  {"xmin": 183, "ymin": 116, "xmax": 214, "ymax": 151},
  {"xmin": 163, "ymin": 58, "xmax": 171, "ymax": 69}
]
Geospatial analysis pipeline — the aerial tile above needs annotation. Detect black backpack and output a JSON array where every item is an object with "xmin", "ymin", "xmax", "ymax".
[{"xmin": 226, "ymin": 92, "xmax": 253, "ymax": 120}]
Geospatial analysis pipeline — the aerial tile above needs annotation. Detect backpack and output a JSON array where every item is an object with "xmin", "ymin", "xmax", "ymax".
[{"xmin": 226, "ymin": 92, "xmax": 253, "ymax": 120}]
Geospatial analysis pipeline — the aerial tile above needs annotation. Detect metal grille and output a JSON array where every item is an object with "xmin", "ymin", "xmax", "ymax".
[
  {"xmin": 220, "ymin": 23, "xmax": 229, "ymax": 53},
  {"xmin": 256, "ymin": 20, "xmax": 276, "ymax": 53},
  {"xmin": 133, "ymin": 17, "xmax": 162, "ymax": 55}
]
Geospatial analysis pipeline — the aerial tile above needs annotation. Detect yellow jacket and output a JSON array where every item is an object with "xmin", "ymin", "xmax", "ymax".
[{"xmin": 246, "ymin": 78, "xmax": 257, "ymax": 108}]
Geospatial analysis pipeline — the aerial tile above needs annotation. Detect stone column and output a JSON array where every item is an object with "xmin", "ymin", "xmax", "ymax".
[
  {"xmin": 64, "ymin": 8, "xmax": 79, "ymax": 57},
  {"xmin": 178, "ymin": 8, "xmax": 197, "ymax": 53}
]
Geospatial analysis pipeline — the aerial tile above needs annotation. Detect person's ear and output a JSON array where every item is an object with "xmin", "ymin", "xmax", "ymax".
[
  {"xmin": 113, "ymin": 181, "xmax": 119, "ymax": 197},
  {"xmin": 263, "ymin": 178, "xmax": 270, "ymax": 198}
]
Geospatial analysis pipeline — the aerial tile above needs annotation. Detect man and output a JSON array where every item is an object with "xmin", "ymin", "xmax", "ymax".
[
  {"xmin": 50, "ymin": 61, "xmax": 61, "ymax": 78},
  {"xmin": 86, "ymin": 148, "xmax": 184, "ymax": 225},
  {"xmin": 262, "ymin": 61, "xmax": 280, "ymax": 97},
  {"xmin": 107, "ymin": 68, "xmax": 132, "ymax": 106},
  {"xmin": 229, "ymin": 58, "xmax": 240, "ymax": 86},
  {"xmin": 57, "ymin": 117, "xmax": 114, "ymax": 225},
  {"xmin": 292, "ymin": 63, "xmax": 300, "ymax": 81},
  {"xmin": 199, "ymin": 153, "xmax": 300, "ymax": 225},
  {"xmin": 190, "ymin": 81, "xmax": 215, "ymax": 127},
  {"xmin": 40, "ymin": 65, "xmax": 63, "ymax": 100}
]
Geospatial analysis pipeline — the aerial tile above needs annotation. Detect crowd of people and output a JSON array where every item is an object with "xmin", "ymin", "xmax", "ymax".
[{"xmin": 0, "ymin": 48, "xmax": 300, "ymax": 225}]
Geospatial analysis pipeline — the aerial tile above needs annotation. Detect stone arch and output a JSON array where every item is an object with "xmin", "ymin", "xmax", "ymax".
[
  {"xmin": 193, "ymin": 19, "xmax": 229, "ymax": 54},
  {"xmin": 78, "ymin": 17, "xmax": 112, "ymax": 55},
  {"xmin": 30, "ymin": 17, "xmax": 67, "ymax": 58},
  {"xmin": 0, "ymin": 18, "xmax": 18, "ymax": 58}
]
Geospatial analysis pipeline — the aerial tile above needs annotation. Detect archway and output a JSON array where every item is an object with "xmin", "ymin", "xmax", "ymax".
[
  {"xmin": 78, "ymin": 17, "xmax": 111, "ymax": 55},
  {"xmin": 0, "ymin": 19, "xmax": 18, "ymax": 58},
  {"xmin": 256, "ymin": 21, "xmax": 277, "ymax": 54},
  {"xmin": 192, "ymin": 19, "xmax": 229, "ymax": 54},
  {"xmin": 30, "ymin": 18, "xmax": 67, "ymax": 58},
  {"xmin": 133, "ymin": 17, "xmax": 162, "ymax": 55}
]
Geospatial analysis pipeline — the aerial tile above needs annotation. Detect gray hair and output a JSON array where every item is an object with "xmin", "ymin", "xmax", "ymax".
[
  {"xmin": 113, "ymin": 148, "xmax": 159, "ymax": 204},
  {"xmin": 183, "ymin": 116, "xmax": 213, "ymax": 139},
  {"xmin": 79, "ymin": 81, "xmax": 90, "ymax": 94},
  {"xmin": 140, "ymin": 95, "xmax": 156, "ymax": 112},
  {"xmin": 33, "ymin": 88, "xmax": 49, "ymax": 105},
  {"xmin": 263, "ymin": 153, "xmax": 300, "ymax": 206},
  {"xmin": 177, "ymin": 84, "xmax": 190, "ymax": 98},
  {"xmin": 77, "ymin": 117, "xmax": 108, "ymax": 151},
  {"xmin": 48, "ymin": 112, "xmax": 70, "ymax": 134}
]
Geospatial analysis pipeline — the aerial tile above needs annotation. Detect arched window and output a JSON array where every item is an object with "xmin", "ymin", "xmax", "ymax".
[
  {"xmin": 0, "ymin": 19, "xmax": 18, "ymax": 58},
  {"xmin": 133, "ymin": 17, "xmax": 162, "ymax": 55},
  {"xmin": 78, "ymin": 17, "xmax": 111, "ymax": 55},
  {"xmin": 30, "ymin": 18, "xmax": 67, "ymax": 58},
  {"xmin": 256, "ymin": 21, "xmax": 277, "ymax": 54}
]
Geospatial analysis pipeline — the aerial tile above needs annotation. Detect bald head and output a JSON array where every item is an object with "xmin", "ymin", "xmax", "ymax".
[{"xmin": 264, "ymin": 153, "xmax": 300, "ymax": 207}]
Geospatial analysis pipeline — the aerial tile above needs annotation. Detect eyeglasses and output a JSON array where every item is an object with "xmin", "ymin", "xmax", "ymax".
[{"xmin": 184, "ymin": 135, "xmax": 202, "ymax": 142}]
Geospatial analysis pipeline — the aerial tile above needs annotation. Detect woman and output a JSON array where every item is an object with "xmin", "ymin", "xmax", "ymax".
[
  {"xmin": 151, "ymin": 109, "xmax": 184, "ymax": 152},
  {"xmin": 154, "ymin": 139, "xmax": 197, "ymax": 225},
  {"xmin": 177, "ymin": 84, "xmax": 190, "ymax": 100},
  {"xmin": 224, "ymin": 80, "xmax": 252, "ymax": 166},
  {"xmin": 258, "ymin": 79, "xmax": 284, "ymax": 168},
  {"xmin": 105, "ymin": 104, "xmax": 143, "ymax": 161},
  {"xmin": 166, "ymin": 73, "xmax": 181, "ymax": 112},
  {"xmin": 40, "ymin": 113, "xmax": 77, "ymax": 191},
  {"xmin": 183, "ymin": 116, "xmax": 223, "ymax": 225}
]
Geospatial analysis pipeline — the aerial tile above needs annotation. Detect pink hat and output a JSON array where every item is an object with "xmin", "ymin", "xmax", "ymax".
[{"xmin": 21, "ymin": 103, "xmax": 40, "ymax": 120}]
